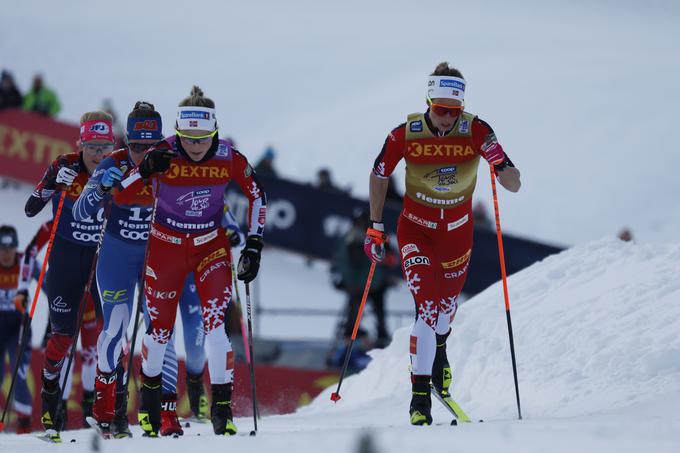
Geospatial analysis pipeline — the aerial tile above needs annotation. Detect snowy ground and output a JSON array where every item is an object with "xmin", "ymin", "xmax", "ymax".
[
  {"xmin": 2, "ymin": 0, "xmax": 680, "ymax": 245},
  {"xmin": 2, "ymin": 236, "xmax": 679, "ymax": 451}
]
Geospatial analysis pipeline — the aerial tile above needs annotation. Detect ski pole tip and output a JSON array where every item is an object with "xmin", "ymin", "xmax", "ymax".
[{"xmin": 330, "ymin": 392, "xmax": 342, "ymax": 402}]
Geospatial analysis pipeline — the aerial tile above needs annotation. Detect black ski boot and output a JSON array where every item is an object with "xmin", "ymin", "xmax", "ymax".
[
  {"xmin": 432, "ymin": 330, "xmax": 452, "ymax": 397},
  {"xmin": 187, "ymin": 371, "xmax": 209, "ymax": 421},
  {"xmin": 81, "ymin": 390, "xmax": 95, "ymax": 428},
  {"xmin": 112, "ymin": 389, "xmax": 132, "ymax": 438},
  {"xmin": 210, "ymin": 383, "xmax": 237, "ymax": 436},
  {"xmin": 137, "ymin": 372, "xmax": 162, "ymax": 437},
  {"xmin": 40, "ymin": 374, "xmax": 63, "ymax": 435},
  {"xmin": 409, "ymin": 375, "xmax": 433, "ymax": 426}
]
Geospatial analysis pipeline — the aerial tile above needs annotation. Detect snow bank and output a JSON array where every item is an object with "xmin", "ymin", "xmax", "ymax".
[{"xmin": 306, "ymin": 238, "xmax": 680, "ymax": 420}]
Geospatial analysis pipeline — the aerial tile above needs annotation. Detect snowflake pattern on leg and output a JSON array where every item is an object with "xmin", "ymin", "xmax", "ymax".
[
  {"xmin": 405, "ymin": 270, "xmax": 421, "ymax": 295},
  {"xmin": 150, "ymin": 328, "xmax": 171, "ymax": 344},
  {"xmin": 202, "ymin": 297, "xmax": 227, "ymax": 334},
  {"xmin": 146, "ymin": 305, "xmax": 159, "ymax": 321},
  {"xmin": 439, "ymin": 295, "xmax": 458, "ymax": 315},
  {"xmin": 418, "ymin": 300, "xmax": 438, "ymax": 328}
]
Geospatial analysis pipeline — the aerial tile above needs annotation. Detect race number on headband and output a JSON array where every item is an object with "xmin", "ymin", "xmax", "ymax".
[
  {"xmin": 176, "ymin": 106, "xmax": 217, "ymax": 131},
  {"xmin": 427, "ymin": 76, "xmax": 466, "ymax": 102}
]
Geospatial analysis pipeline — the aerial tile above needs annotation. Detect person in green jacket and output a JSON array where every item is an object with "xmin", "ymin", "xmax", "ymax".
[{"xmin": 22, "ymin": 74, "xmax": 61, "ymax": 117}]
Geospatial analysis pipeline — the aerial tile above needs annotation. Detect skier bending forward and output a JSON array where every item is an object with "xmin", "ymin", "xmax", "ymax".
[
  {"xmin": 365, "ymin": 62, "xmax": 521, "ymax": 425},
  {"xmin": 116, "ymin": 86, "xmax": 267, "ymax": 436}
]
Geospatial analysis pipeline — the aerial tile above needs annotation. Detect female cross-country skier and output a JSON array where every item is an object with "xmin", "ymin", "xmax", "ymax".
[
  {"xmin": 364, "ymin": 62, "xmax": 521, "ymax": 425},
  {"xmin": 116, "ymin": 86, "xmax": 266, "ymax": 436}
]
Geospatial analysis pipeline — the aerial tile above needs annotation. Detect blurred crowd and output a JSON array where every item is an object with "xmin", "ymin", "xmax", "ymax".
[{"xmin": 0, "ymin": 70, "xmax": 61, "ymax": 117}]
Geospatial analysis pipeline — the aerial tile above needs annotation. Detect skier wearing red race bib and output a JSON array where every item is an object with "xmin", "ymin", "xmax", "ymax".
[
  {"xmin": 365, "ymin": 63, "xmax": 521, "ymax": 426},
  {"xmin": 116, "ymin": 86, "xmax": 266, "ymax": 437}
]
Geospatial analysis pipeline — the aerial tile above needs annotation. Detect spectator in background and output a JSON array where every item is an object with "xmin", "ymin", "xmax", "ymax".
[
  {"xmin": 254, "ymin": 145, "xmax": 278, "ymax": 177},
  {"xmin": 22, "ymin": 74, "xmax": 61, "ymax": 117},
  {"xmin": 618, "ymin": 228, "xmax": 633, "ymax": 242},
  {"xmin": 315, "ymin": 168, "xmax": 347, "ymax": 195},
  {"xmin": 330, "ymin": 208, "xmax": 397, "ymax": 351},
  {"xmin": 0, "ymin": 70, "xmax": 23, "ymax": 110},
  {"xmin": 472, "ymin": 201, "xmax": 493, "ymax": 230}
]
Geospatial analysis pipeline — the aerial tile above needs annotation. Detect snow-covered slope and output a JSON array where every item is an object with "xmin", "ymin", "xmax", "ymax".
[
  {"xmin": 2, "ymin": 238, "xmax": 679, "ymax": 452},
  {"xmin": 308, "ymin": 238, "xmax": 680, "ymax": 420},
  {"xmin": 2, "ymin": 0, "xmax": 679, "ymax": 245}
]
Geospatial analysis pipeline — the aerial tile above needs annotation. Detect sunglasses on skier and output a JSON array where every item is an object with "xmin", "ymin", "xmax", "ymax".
[
  {"xmin": 427, "ymin": 98, "xmax": 464, "ymax": 117},
  {"xmin": 128, "ymin": 143, "xmax": 153, "ymax": 153},
  {"xmin": 175, "ymin": 129, "xmax": 218, "ymax": 144},
  {"xmin": 82, "ymin": 143, "xmax": 115, "ymax": 155}
]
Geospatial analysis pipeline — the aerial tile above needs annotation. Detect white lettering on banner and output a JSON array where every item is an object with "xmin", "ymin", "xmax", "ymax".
[
  {"xmin": 323, "ymin": 215, "xmax": 353, "ymax": 238},
  {"xmin": 118, "ymin": 220, "xmax": 149, "ymax": 230},
  {"xmin": 404, "ymin": 256, "xmax": 431, "ymax": 269},
  {"xmin": 416, "ymin": 192, "xmax": 465, "ymax": 206},
  {"xmin": 120, "ymin": 229, "xmax": 149, "ymax": 240},
  {"xmin": 70, "ymin": 222, "xmax": 103, "ymax": 232},
  {"xmin": 72, "ymin": 231, "xmax": 101, "ymax": 242},
  {"xmin": 447, "ymin": 214, "xmax": 469, "ymax": 231},
  {"xmin": 401, "ymin": 243, "xmax": 420, "ymax": 257},
  {"xmin": 199, "ymin": 261, "xmax": 227, "ymax": 283},
  {"xmin": 267, "ymin": 200, "xmax": 295, "ymax": 230}
]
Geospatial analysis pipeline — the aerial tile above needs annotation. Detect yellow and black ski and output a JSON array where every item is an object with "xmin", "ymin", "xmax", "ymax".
[{"xmin": 430, "ymin": 385, "xmax": 472, "ymax": 424}]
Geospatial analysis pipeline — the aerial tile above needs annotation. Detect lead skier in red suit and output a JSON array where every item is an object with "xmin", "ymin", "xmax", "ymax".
[
  {"xmin": 365, "ymin": 63, "xmax": 521, "ymax": 425},
  {"xmin": 116, "ymin": 86, "xmax": 266, "ymax": 437}
]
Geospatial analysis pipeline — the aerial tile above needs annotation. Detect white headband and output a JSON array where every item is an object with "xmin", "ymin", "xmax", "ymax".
[
  {"xmin": 176, "ymin": 106, "xmax": 217, "ymax": 131},
  {"xmin": 427, "ymin": 76, "xmax": 466, "ymax": 102}
]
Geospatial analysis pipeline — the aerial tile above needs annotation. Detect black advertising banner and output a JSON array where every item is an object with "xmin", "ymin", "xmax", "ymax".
[{"xmin": 226, "ymin": 175, "xmax": 563, "ymax": 296}]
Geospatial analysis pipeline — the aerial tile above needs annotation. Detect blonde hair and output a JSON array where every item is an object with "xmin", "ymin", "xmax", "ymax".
[
  {"xmin": 179, "ymin": 85, "xmax": 215, "ymax": 108},
  {"xmin": 80, "ymin": 110, "xmax": 113, "ymax": 123}
]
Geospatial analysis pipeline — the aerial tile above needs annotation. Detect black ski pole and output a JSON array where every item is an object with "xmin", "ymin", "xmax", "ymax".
[
  {"xmin": 124, "ymin": 179, "xmax": 160, "ymax": 399},
  {"xmin": 489, "ymin": 165, "xmax": 522, "ymax": 420},
  {"xmin": 244, "ymin": 282, "xmax": 259, "ymax": 436}
]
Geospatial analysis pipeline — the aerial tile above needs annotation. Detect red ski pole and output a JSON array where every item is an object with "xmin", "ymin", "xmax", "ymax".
[
  {"xmin": 330, "ymin": 261, "xmax": 376, "ymax": 402},
  {"xmin": 489, "ymin": 165, "xmax": 522, "ymax": 420},
  {"xmin": 0, "ymin": 191, "xmax": 67, "ymax": 432}
]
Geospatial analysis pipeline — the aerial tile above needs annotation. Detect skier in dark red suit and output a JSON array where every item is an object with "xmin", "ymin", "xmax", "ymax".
[
  {"xmin": 365, "ymin": 63, "xmax": 521, "ymax": 425},
  {"xmin": 116, "ymin": 86, "xmax": 266, "ymax": 437}
]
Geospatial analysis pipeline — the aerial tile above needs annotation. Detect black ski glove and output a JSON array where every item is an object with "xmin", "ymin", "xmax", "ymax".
[
  {"xmin": 139, "ymin": 147, "xmax": 175, "ymax": 179},
  {"xmin": 237, "ymin": 236, "xmax": 263, "ymax": 283}
]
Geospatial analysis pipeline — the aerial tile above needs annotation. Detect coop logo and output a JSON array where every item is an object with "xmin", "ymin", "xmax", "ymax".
[
  {"xmin": 50, "ymin": 297, "xmax": 70, "ymax": 313},
  {"xmin": 403, "ymin": 256, "xmax": 431, "ymax": 269},
  {"xmin": 179, "ymin": 111, "xmax": 210, "ymax": 120},
  {"xmin": 440, "ymin": 79, "xmax": 465, "ymax": 91},
  {"xmin": 89, "ymin": 122, "xmax": 111, "ymax": 134}
]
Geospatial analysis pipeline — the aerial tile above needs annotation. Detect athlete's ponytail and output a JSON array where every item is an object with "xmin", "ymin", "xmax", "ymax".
[
  {"xmin": 128, "ymin": 101, "xmax": 161, "ymax": 120},
  {"xmin": 431, "ymin": 62, "xmax": 464, "ymax": 79},
  {"xmin": 179, "ymin": 85, "xmax": 215, "ymax": 108}
]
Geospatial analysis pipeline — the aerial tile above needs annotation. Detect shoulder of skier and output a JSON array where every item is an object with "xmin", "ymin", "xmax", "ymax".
[{"xmin": 372, "ymin": 123, "xmax": 406, "ymax": 178}]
